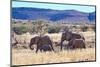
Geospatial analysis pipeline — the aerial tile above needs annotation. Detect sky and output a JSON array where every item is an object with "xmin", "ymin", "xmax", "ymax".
[{"xmin": 12, "ymin": 1, "xmax": 95, "ymax": 13}]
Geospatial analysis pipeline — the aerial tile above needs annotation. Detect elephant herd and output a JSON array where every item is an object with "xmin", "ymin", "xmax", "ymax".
[{"xmin": 12, "ymin": 31, "xmax": 86, "ymax": 53}]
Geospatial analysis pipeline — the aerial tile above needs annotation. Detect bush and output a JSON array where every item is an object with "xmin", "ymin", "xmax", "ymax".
[
  {"xmin": 12, "ymin": 26, "xmax": 32, "ymax": 35},
  {"xmin": 48, "ymin": 27, "xmax": 60, "ymax": 33},
  {"xmin": 81, "ymin": 26, "xmax": 88, "ymax": 32}
]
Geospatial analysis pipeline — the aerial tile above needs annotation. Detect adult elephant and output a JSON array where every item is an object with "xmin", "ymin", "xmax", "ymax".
[
  {"xmin": 29, "ymin": 36, "xmax": 40, "ymax": 50},
  {"xmin": 60, "ymin": 31, "xmax": 85, "ymax": 50},
  {"xmin": 29, "ymin": 36, "xmax": 54, "ymax": 53}
]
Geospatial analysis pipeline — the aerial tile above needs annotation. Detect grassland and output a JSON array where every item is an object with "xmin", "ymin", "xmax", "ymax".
[
  {"xmin": 12, "ymin": 31, "xmax": 96, "ymax": 65},
  {"xmin": 12, "ymin": 48, "xmax": 95, "ymax": 65}
]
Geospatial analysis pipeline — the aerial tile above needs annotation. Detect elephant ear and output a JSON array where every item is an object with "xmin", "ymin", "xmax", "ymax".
[{"xmin": 67, "ymin": 31, "xmax": 72, "ymax": 40}]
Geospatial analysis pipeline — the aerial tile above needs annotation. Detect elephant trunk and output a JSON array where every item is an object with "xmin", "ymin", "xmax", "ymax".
[{"xmin": 29, "ymin": 42, "xmax": 34, "ymax": 50}]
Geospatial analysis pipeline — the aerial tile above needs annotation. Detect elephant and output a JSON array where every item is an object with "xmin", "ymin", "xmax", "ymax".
[
  {"xmin": 60, "ymin": 31, "xmax": 85, "ymax": 50},
  {"xmin": 39, "ymin": 45, "xmax": 52, "ymax": 52},
  {"xmin": 67, "ymin": 39, "xmax": 86, "ymax": 49},
  {"xmin": 29, "ymin": 36, "xmax": 54, "ymax": 53}
]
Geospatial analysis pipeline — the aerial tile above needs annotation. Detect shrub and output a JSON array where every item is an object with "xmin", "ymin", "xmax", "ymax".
[
  {"xmin": 48, "ymin": 27, "xmax": 60, "ymax": 33},
  {"xmin": 81, "ymin": 26, "xmax": 88, "ymax": 32},
  {"xmin": 12, "ymin": 26, "xmax": 30, "ymax": 35}
]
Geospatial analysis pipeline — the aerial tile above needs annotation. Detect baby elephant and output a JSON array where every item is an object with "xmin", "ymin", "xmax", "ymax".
[
  {"xmin": 67, "ymin": 39, "xmax": 86, "ymax": 49},
  {"xmin": 40, "ymin": 45, "xmax": 52, "ymax": 52}
]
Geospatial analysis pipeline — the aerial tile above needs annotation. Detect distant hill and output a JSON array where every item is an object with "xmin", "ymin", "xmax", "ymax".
[{"xmin": 12, "ymin": 7, "xmax": 96, "ymax": 24}]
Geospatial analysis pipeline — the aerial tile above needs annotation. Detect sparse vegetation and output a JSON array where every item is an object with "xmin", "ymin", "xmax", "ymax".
[
  {"xmin": 12, "ymin": 20, "xmax": 95, "ymax": 35},
  {"xmin": 12, "ymin": 20, "xmax": 96, "ymax": 65},
  {"xmin": 12, "ymin": 26, "xmax": 33, "ymax": 35},
  {"xmin": 12, "ymin": 48, "xmax": 95, "ymax": 65},
  {"xmin": 12, "ymin": 31, "xmax": 96, "ymax": 65},
  {"xmin": 48, "ymin": 26, "xmax": 60, "ymax": 33}
]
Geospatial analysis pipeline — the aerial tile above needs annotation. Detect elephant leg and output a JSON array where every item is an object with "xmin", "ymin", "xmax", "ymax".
[
  {"xmin": 48, "ymin": 40, "xmax": 55, "ymax": 52},
  {"xmin": 70, "ymin": 46, "xmax": 73, "ymax": 49},
  {"xmin": 36, "ymin": 48, "xmax": 38, "ymax": 53},
  {"xmin": 82, "ymin": 42, "xmax": 86, "ymax": 48},
  {"xmin": 36, "ymin": 46, "xmax": 39, "ymax": 53},
  {"xmin": 60, "ymin": 41, "xmax": 63, "ymax": 50},
  {"xmin": 49, "ymin": 43, "xmax": 54, "ymax": 52},
  {"xmin": 83, "ymin": 45, "xmax": 86, "ymax": 48},
  {"xmin": 60, "ymin": 40, "xmax": 65, "ymax": 51},
  {"xmin": 40, "ymin": 47, "xmax": 43, "ymax": 52},
  {"xmin": 83, "ymin": 40, "xmax": 86, "ymax": 48},
  {"xmin": 50, "ymin": 42, "xmax": 55, "ymax": 51}
]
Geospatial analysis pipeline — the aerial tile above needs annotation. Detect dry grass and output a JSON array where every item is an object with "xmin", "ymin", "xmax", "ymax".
[
  {"xmin": 13, "ymin": 31, "xmax": 95, "ymax": 44},
  {"xmin": 12, "ymin": 31, "xmax": 96, "ymax": 65},
  {"xmin": 12, "ymin": 48, "xmax": 95, "ymax": 65}
]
